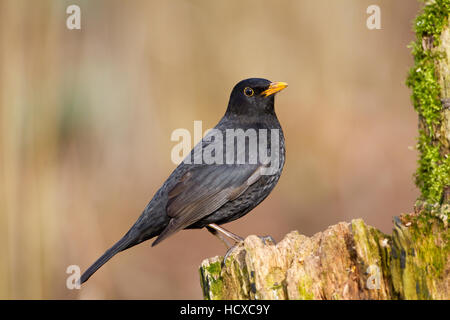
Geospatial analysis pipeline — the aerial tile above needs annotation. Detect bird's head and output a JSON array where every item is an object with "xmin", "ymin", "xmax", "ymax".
[{"xmin": 226, "ymin": 78, "xmax": 288, "ymax": 117}]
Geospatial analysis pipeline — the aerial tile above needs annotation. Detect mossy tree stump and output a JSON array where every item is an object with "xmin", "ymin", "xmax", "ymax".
[
  {"xmin": 200, "ymin": 215, "xmax": 448, "ymax": 300},
  {"xmin": 199, "ymin": 1, "xmax": 449, "ymax": 300}
]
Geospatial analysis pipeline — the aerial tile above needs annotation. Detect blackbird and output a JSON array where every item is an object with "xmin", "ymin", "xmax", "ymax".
[{"xmin": 80, "ymin": 78, "xmax": 288, "ymax": 284}]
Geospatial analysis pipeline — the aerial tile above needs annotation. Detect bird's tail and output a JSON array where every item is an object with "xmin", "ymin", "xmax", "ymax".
[{"xmin": 80, "ymin": 231, "xmax": 139, "ymax": 285}]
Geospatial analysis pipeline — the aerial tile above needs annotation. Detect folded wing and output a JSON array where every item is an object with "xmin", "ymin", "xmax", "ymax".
[{"xmin": 151, "ymin": 164, "xmax": 263, "ymax": 246}]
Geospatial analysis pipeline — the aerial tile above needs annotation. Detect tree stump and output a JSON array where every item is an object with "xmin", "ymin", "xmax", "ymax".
[{"xmin": 199, "ymin": 214, "xmax": 448, "ymax": 300}]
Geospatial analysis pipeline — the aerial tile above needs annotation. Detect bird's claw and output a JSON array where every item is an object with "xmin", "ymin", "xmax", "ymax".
[
  {"xmin": 221, "ymin": 235, "xmax": 276, "ymax": 267},
  {"xmin": 221, "ymin": 241, "xmax": 243, "ymax": 267}
]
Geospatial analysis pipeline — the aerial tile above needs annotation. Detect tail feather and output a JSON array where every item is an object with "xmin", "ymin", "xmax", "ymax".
[{"xmin": 80, "ymin": 233, "xmax": 138, "ymax": 285}]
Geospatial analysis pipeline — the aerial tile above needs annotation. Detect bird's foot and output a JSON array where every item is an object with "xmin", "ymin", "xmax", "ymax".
[
  {"xmin": 222, "ymin": 241, "xmax": 243, "ymax": 267},
  {"xmin": 221, "ymin": 236, "xmax": 275, "ymax": 266}
]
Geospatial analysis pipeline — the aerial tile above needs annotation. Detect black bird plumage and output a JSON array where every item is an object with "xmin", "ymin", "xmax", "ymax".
[{"xmin": 80, "ymin": 78, "xmax": 287, "ymax": 284}]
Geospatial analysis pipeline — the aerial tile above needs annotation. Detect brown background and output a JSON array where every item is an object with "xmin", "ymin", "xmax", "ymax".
[{"xmin": 0, "ymin": 0, "xmax": 421, "ymax": 299}]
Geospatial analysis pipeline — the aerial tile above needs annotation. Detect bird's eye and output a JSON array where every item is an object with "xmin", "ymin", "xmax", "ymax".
[{"xmin": 244, "ymin": 87, "xmax": 254, "ymax": 97}]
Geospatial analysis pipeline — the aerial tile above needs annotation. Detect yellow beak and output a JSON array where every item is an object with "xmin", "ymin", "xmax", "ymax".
[{"xmin": 261, "ymin": 82, "xmax": 288, "ymax": 97}]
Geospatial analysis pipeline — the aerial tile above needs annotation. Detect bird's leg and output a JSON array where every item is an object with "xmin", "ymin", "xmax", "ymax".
[
  {"xmin": 207, "ymin": 224, "xmax": 275, "ymax": 245},
  {"xmin": 220, "ymin": 236, "xmax": 276, "ymax": 265},
  {"xmin": 207, "ymin": 223, "xmax": 244, "ymax": 243},
  {"xmin": 207, "ymin": 224, "xmax": 245, "ymax": 266},
  {"xmin": 206, "ymin": 226, "xmax": 232, "ymax": 248},
  {"xmin": 206, "ymin": 224, "xmax": 276, "ymax": 265}
]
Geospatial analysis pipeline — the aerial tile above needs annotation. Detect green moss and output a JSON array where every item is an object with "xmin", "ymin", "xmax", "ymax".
[
  {"xmin": 206, "ymin": 261, "xmax": 222, "ymax": 275},
  {"xmin": 351, "ymin": 219, "xmax": 395, "ymax": 296},
  {"xmin": 227, "ymin": 255, "xmax": 252, "ymax": 299},
  {"xmin": 390, "ymin": 209, "xmax": 449, "ymax": 299},
  {"xmin": 200, "ymin": 261, "xmax": 224, "ymax": 300},
  {"xmin": 410, "ymin": 207, "xmax": 449, "ymax": 279},
  {"xmin": 352, "ymin": 219, "xmax": 386, "ymax": 264},
  {"xmin": 209, "ymin": 277, "xmax": 224, "ymax": 299},
  {"xmin": 415, "ymin": 132, "xmax": 450, "ymax": 203},
  {"xmin": 297, "ymin": 276, "xmax": 315, "ymax": 300},
  {"xmin": 406, "ymin": 0, "xmax": 450, "ymax": 204}
]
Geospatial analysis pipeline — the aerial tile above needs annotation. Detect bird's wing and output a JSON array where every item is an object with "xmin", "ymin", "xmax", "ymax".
[{"xmin": 151, "ymin": 163, "xmax": 263, "ymax": 246}]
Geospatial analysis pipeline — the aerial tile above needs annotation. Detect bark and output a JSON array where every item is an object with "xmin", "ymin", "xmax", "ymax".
[{"xmin": 199, "ymin": 1, "xmax": 450, "ymax": 300}]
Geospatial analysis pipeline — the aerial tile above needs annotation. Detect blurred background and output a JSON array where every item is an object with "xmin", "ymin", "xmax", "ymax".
[{"xmin": 0, "ymin": 0, "xmax": 421, "ymax": 299}]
